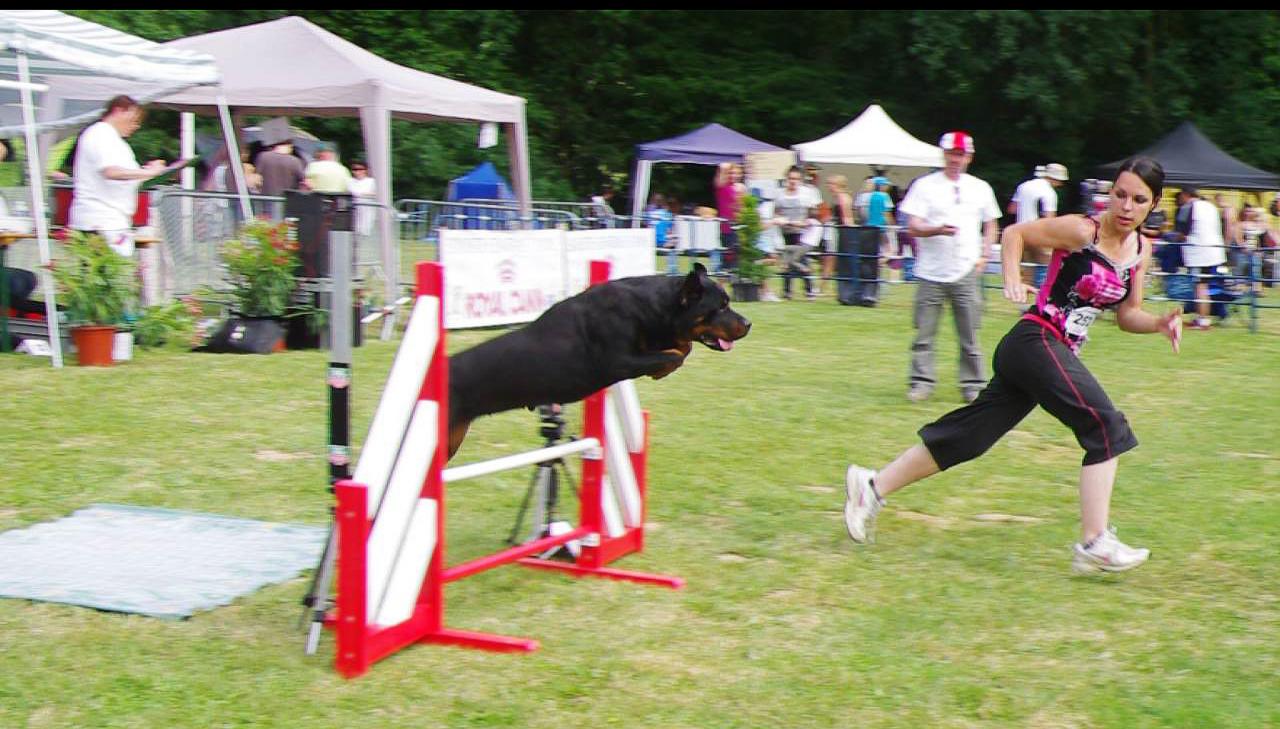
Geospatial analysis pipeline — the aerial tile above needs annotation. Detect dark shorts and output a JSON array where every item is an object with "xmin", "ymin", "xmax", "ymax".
[{"xmin": 919, "ymin": 318, "xmax": 1138, "ymax": 469}]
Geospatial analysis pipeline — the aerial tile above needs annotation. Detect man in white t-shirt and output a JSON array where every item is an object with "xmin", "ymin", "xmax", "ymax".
[
  {"xmin": 1008, "ymin": 162, "xmax": 1068, "ymax": 287},
  {"xmin": 1174, "ymin": 187, "xmax": 1228, "ymax": 330},
  {"xmin": 69, "ymin": 95, "xmax": 167, "ymax": 257},
  {"xmin": 897, "ymin": 130, "xmax": 1001, "ymax": 404}
]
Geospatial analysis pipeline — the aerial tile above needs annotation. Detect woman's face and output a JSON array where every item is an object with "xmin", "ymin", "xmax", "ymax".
[
  {"xmin": 730, "ymin": 165, "xmax": 743, "ymax": 182},
  {"xmin": 1109, "ymin": 171, "xmax": 1155, "ymax": 232}
]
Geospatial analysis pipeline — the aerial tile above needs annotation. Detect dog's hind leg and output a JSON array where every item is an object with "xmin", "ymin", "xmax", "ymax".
[{"xmin": 447, "ymin": 420, "xmax": 472, "ymax": 461}]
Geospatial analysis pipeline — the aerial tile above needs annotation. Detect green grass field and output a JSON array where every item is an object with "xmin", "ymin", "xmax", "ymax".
[{"xmin": 2, "ymin": 280, "xmax": 1278, "ymax": 728}]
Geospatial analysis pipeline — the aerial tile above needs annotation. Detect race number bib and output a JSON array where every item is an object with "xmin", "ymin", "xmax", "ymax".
[{"xmin": 1064, "ymin": 306, "xmax": 1100, "ymax": 339}]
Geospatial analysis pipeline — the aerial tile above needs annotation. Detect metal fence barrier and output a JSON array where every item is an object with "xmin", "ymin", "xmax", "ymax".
[
  {"xmin": 460, "ymin": 198, "xmax": 620, "ymax": 229},
  {"xmin": 152, "ymin": 187, "xmax": 394, "ymax": 299}
]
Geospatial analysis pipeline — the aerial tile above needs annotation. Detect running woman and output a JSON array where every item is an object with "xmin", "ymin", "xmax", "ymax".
[{"xmin": 843, "ymin": 157, "xmax": 1182, "ymax": 574}]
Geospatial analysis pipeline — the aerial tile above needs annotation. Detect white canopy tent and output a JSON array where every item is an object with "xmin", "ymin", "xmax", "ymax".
[
  {"xmin": 152, "ymin": 15, "xmax": 534, "ymax": 306},
  {"xmin": 0, "ymin": 9, "xmax": 236, "ymax": 368},
  {"xmin": 792, "ymin": 104, "xmax": 943, "ymax": 190},
  {"xmin": 34, "ymin": 16, "xmax": 533, "ymax": 309}
]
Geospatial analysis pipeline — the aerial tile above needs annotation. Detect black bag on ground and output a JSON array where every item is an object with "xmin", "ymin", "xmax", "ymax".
[{"xmin": 200, "ymin": 317, "xmax": 285, "ymax": 354}]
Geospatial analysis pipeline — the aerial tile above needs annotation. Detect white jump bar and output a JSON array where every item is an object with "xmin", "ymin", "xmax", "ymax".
[{"xmin": 442, "ymin": 438, "xmax": 601, "ymax": 483}]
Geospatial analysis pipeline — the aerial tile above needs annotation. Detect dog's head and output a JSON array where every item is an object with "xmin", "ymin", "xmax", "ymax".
[{"xmin": 676, "ymin": 263, "xmax": 751, "ymax": 351}]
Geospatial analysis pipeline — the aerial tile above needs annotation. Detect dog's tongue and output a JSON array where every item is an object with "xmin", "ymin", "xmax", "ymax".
[{"xmin": 719, "ymin": 338, "xmax": 734, "ymax": 351}]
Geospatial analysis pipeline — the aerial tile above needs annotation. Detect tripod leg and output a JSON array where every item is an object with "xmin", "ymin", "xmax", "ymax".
[{"xmin": 301, "ymin": 521, "xmax": 338, "ymax": 655}]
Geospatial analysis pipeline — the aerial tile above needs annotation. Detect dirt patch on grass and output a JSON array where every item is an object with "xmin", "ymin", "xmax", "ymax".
[
  {"xmin": 253, "ymin": 450, "xmax": 311, "ymax": 462},
  {"xmin": 896, "ymin": 509, "xmax": 956, "ymax": 529},
  {"xmin": 971, "ymin": 513, "xmax": 1046, "ymax": 524}
]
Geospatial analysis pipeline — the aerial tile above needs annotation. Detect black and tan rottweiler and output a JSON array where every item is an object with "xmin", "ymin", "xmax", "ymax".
[{"xmin": 447, "ymin": 263, "xmax": 750, "ymax": 458}]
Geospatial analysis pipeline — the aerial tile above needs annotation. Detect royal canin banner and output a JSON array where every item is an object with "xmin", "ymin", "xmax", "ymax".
[{"xmin": 438, "ymin": 228, "xmax": 656, "ymax": 329}]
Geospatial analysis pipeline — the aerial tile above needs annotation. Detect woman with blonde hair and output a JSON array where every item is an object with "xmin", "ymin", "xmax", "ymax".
[{"xmin": 826, "ymin": 174, "xmax": 856, "ymax": 301}]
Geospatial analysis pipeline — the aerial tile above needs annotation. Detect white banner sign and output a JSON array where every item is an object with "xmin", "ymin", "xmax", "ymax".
[
  {"xmin": 564, "ymin": 228, "xmax": 656, "ymax": 295},
  {"xmin": 438, "ymin": 230, "xmax": 565, "ymax": 329},
  {"xmin": 438, "ymin": 228, "xmax": 656, "ymax": 329}
]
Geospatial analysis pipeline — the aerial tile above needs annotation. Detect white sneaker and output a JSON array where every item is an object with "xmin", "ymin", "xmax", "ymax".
[
  {"xmin": 843, "ymin": 465, "xmax": 884, "ymax": 544},
  {"xmin": 1071, "ymin": 526, "xmax": 1150, "ymax": 574}
]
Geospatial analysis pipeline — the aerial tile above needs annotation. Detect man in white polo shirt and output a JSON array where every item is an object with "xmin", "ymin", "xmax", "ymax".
[
  {"xmin": 69, "ymin": 95, "xmax": 167, "ymax": 257},
  {"xmin": 897, "ymin": 130, "xmax": 1001, "ymax": 404}
]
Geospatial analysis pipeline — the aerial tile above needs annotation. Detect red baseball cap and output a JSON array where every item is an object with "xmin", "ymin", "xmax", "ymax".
[{"xmin": 938, "ymin": 131, "xmax": 975, "ymax": 154}]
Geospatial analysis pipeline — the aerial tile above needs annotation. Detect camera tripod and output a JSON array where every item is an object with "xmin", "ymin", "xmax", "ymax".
[{"xmin": 506, "ymin": 404, "xmax": 581, "ymax": 560}]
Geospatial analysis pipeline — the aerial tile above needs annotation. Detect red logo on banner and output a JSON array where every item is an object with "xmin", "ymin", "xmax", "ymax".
[{"xmin": 497, "ymin": 258, "xmax": 516, "ymax": 284}]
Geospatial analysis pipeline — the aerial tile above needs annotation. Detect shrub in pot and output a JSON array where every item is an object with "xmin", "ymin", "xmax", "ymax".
[{"xmin": 50, "ymin": 231, "xmax": 138, "ymax": 366}]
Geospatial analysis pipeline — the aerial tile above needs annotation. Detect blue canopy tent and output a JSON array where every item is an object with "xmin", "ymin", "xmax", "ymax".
[
  {"xmin": 447, "ymin": 161, "xmax": 514, "ymax": 202},
  {"xmin": 629, "ymin": 123, "xmax": 784, "ymax": 223},
  {"xmin": 443, "ymin": 161, "xmax": 515, "ymax": 229}
]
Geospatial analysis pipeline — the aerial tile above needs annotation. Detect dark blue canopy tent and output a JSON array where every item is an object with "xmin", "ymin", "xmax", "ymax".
[{"xmin": 629, "ymin": 123, "xmax": 784, "ymax": 221}]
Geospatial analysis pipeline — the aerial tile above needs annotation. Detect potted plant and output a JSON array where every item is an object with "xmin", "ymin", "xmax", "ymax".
[
  {"xmin": 50, "ymin": 231, "xmax": 138, "ymax": 366},
  {"xmin": 731, "ymin": 193, "xmax": 770, "ymax": 302},
  {"xmin": 131, "ymin": 296, "xmax": 200, "ymax": 350},
  {"xmin": 206, "ymin": 219, "xmax": 300, "ymax": 353}
]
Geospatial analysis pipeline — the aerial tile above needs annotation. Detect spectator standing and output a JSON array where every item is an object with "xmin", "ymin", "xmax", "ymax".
[
  {"xmin": 856, "ymin": 175, "xmax": 896, "ymax": 307},
  {"xmin": 1009, "ymin": 162, "xmax": 1069, "ymax": 288},
  {"xmin": 590, "ymin": 184, "xmax": 617, "ymax": 228},
  {"xmin": 646, "ymin": 192, "xmax": 677, "ymax": 275},
  {"xmin": 256, "ymin": 137, "xmax": 307, "ymax": 198},
  {"xmin": 1173, "ymin": 187, "xmax": 1227, "ymax": 330},
  {"xmin": 68, "ymin": 95, "xmax": 168, "ymax": 257},
  {"xmin": 304, "ymin": 142, "xmax": 352, "ymax": 194},
  {"xmin": 896, "ymin": 131, "xmax": 1000, "ymax": 404},
  {"xmin": 714, "ymin": 162, "xmax": 747, "ymax": 270},
  {"xmin": 826, "ymin": 174, "xmax": 858, "ymax": 304},
  {"xmin": 348, "ymin": 160, "xmax": 377, "ymax": 238}
]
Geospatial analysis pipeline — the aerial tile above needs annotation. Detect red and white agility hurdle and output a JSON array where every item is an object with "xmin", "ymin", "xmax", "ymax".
[{"xmin": 332, "ymin": 260, "xmax": 683, "ymax": 679}]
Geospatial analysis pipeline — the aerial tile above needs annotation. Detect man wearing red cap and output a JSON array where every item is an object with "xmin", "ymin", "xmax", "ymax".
[{"xmin": 896, "ymin": 131, "xmax": 1001, "ymax": 404}]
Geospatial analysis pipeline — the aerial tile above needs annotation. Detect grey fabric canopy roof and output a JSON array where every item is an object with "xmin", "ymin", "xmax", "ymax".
[
  {"xmin": 1098, "ymin": 121, "xmax": 1280, "ymax": 191},
  {"xmin": 51, "ymin": 15, "xmax": 533, "ymax": 303}
]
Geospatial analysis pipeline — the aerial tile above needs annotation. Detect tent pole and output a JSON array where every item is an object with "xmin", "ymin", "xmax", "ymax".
[
  {"xmin": 16, "ymin": 51, "xmax": 63, "ymax": 368},
  {"xmin": 359, "ymin": 105, "xmax": 396, "ymax": 323},
  {"xmin": 216, "ymin": 93, "xmax": 252, "ymax": 221},
  {"xmin": 630, "ymin": 160, "xmax": 651, "ymax": 227},
  {"xmin": 506, "ymin": 112, "xmax": 532, "ymax": 228}
]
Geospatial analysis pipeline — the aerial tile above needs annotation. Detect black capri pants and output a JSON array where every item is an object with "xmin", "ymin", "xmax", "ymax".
[{"xmin": 919, "ymin": 318, "xmax": 1138, "ymax": 469}]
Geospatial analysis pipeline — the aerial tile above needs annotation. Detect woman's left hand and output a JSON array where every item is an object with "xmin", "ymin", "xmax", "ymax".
[{"xmin": 1160, "ymin": 309, "xmax": 1182, "ymax": 354}]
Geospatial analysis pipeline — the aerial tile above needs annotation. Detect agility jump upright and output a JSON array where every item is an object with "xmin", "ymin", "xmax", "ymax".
[{"xmin": 332, "ymin": 260, "xmax": 683, "ymax": 679}]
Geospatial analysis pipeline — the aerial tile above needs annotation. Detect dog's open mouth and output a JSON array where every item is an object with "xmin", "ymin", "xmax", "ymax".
[{"xmin": 698, "ymin": 332, "xmax": 735, "ymax": 351}]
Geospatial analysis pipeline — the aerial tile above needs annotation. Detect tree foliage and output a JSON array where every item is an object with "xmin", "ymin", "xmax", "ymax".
[{"xmin": 62, "ymin": 10, "xmax": 1280, "ymax": 211}]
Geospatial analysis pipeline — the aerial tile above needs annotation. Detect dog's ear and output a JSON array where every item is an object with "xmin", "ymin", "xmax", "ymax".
[{"xmin": 680, "ymin": 266, "xmax": 705, "ymax": 306}]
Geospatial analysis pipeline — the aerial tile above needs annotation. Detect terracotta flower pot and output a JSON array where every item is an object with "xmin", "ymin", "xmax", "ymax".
[{"xmin": 71, "ymin": 325, "xmax": 118, "ymax": 367}]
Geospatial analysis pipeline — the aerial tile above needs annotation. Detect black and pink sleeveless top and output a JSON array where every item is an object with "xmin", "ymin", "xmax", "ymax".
[{"xmin": 1023, "ymin": 219, "xmax": 1146, "ymax": 354}]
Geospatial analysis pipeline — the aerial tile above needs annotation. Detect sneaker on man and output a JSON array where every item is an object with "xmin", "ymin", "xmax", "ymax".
[
  {"xmin": 907, "ymin": 385, "xmax": 931, "ymax": 403},
  {"xmin": 1071, "ymin": 526, "xmax": 1150, "ymax": 574},
  {"xmin": 962, "ymin": 388, "xmax": 981, "ymax": 404},
  {"xmin": 843, "ymin": 465, "xmax": 884, "ymax": 544}
]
